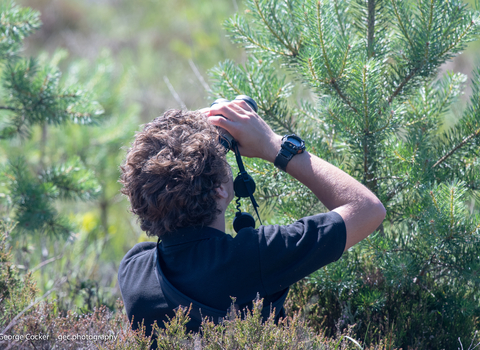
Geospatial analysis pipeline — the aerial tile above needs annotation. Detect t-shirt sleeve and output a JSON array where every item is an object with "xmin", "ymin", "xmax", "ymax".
[{"xmin": 256, "ymin": 211, "xmax": 346, "ymax": 295}]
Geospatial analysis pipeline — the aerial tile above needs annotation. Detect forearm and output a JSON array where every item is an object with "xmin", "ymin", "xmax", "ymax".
[
  {"xmin": 263, "ymin": 135, "xmax": 386, "ymax": 250},
  {"xmin": 263, "ymin": 136, "xmax": 365, "ymax": 209}
]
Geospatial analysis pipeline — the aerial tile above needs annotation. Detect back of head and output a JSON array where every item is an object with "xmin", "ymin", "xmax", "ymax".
[{"xmin": 120, "ymin": 109, "xmax": 229, "ymax": 237}]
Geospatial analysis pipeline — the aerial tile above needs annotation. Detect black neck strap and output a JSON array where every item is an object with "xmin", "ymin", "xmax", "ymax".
[{"xmin": 231, "ymin": 140, "xmax": 262, "ymax": 225}]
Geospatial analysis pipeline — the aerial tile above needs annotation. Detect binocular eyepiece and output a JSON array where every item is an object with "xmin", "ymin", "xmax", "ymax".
[{"xmin": 210, "ymin": 95, "xmax": 258, "ymax": 152}]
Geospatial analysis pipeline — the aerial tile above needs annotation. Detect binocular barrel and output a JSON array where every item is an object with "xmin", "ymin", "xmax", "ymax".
[{"xmin": 210, "ymin": 95, "xmax": 258, "ymax": 113}]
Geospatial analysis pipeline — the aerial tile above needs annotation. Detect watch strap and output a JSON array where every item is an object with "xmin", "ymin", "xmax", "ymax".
[
  {"xmin": 274, "ymin": 134, "xmax": 306, "ymax": 172},
  {"xmin": 274, "ymin": 148, "xmax": 293, "ymax": 172}
]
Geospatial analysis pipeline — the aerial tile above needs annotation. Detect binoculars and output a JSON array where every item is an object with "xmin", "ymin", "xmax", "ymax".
[
  {"xmin": 210, "ymin": 95, "xmax": 261, "ymax": 233},
  {"xmin": 210, "ymin": 95, "xmax": 258, "ymax": 152}
]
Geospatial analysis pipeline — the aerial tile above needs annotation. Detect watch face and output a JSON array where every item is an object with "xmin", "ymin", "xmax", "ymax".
[
  {"xmin": 282, "ymin": 134, "xmax": 305, "ymax": 155},
  {"xmin": 288, "ymin": 138, "xmax": 302, "ymax": 147}
]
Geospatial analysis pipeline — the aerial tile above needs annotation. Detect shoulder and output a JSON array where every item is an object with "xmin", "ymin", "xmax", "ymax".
[{"xmin": 119, "ymin": 242, "xmax": 157, "ymax": 275}]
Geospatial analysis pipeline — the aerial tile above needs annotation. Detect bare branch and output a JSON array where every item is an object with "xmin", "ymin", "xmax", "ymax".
[
  {"xmin": 163, "ymin": 76, "xmax": 187, "ymax": 110},
  {"xmin": 188, "ymin": 59, "xmax": 210, "ymax": 92}
]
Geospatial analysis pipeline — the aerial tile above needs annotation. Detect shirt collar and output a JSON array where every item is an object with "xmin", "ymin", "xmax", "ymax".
[{"xmin": 159, "ymin": 226, "xmax": 226, "ymax": 247}]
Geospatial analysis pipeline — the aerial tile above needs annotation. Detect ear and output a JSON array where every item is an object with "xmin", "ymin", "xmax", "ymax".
[{"xmin": 215, "ymin": 183, "xmax": 229, "ymax": 199}]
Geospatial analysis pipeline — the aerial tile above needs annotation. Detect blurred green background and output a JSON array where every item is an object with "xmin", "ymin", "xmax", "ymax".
[{"xmin": 11, "ymin": 0, "xmax": 480, "ymax": 311}]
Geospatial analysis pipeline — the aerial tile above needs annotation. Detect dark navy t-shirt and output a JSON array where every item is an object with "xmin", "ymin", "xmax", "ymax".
[{"xmin": 118, "ymin": 211, "xmax": 346, "ymax": 335}]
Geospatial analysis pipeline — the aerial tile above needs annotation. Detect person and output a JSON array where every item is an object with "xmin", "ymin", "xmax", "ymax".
[{"xmin": 118, "ymin": 100, "xmax": 386, "ymax": 337}]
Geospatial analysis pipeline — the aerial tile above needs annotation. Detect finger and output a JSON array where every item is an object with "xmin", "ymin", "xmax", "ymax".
[
  {"xmin": 207, "ymin": 116, "xmax": 236, "ymax": 130},
  {"xmin": 208, "ymin": 104, "xmax": 243, "ymax": 122},
  {"xmin": 232, "ymin": 99, "xmax": 253, "ymax": 112},
  {"xmin": 197, "ymin": 107, "xmax": 210, "ymax": 116}
]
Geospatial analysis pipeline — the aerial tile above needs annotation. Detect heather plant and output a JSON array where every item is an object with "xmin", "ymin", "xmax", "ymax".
[
  {"xmin": 0, "ymin": 221, "xmax": 37, "ymax": 331},
  {"xmin": 1, "ymin": 224, "xmax": 393, "ymax": 350},
  {"xmin": 209, "ymin": 0, "xmax": 480, "ymax": 348}
]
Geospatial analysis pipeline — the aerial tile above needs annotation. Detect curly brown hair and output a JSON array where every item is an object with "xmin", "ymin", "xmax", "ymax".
[{"xmin": 120, "ymin": 109, "xmax": 230, "ymax": 237}]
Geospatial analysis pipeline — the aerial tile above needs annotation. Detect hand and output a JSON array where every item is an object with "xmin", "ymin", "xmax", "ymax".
[{"xmin": 202, "ymin": 100, "xmax": 282, "ymax": 162}]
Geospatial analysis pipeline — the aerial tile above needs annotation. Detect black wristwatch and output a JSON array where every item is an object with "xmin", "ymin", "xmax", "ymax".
[{"xmin": 274, "ymin": 134, "xmax": 306, "ymax": 172}]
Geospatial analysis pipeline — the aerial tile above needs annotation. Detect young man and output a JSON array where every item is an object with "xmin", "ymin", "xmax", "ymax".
[{"xmin": 118, "ymin": 100, "xmax": 386, "ymax": 336}]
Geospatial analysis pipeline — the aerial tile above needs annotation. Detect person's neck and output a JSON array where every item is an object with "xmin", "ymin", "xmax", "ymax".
[{"xmin": 208, "ymin": 212, "xmax": 226, "ymax": 232}]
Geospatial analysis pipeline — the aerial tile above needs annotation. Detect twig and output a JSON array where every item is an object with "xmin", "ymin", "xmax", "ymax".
[
  {"xmin": 367, "ymin": 0, "xmax": 376, "ymax": 58},
  {"xmin": 390, "ymin": 0, "xmax": 415, "ymax": 51},
  {"xmin": 188, "ymin": 59, "xmax": 210, "ymax": 92},
  {"xmin": 0, "ymin": 106, "xmax": 18, "ymax": 111},
  {"xmin": 30, "ymin": 254, "xmax": 63, "ymax": 273},
  {"xmin": 387, "ymin": 68, "xmax": 418, "ymax": 104},
  {"xmin": 366, "ymin": 176, "xmax": 402, "ymax": 183},
  {"xmin": 163, "ymin": 76, "xmax": 187, "ymax": 110},
  {"xmin": 433, "ymin": 126, "xmax": 480, "ymax": 168}
]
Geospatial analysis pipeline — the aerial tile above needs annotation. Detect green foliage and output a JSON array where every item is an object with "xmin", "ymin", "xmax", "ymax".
[
  {"xmin": 2, "ymin": 156, "xmax": 100, "ymax": 237},
  {"xmin": 0, "ymin": 0, "xmax": 119, "ymax": 318},
  {"xmin": 0, "ymin": 0, "xmax": 40, "ymax": 60},
  {"xmin": 211, "ymin": 0, "xmax": 480, "ymax": 348},
  {"xmin": 0, "ymin": 1, "xmax": 102, "ymax": 240},
  {"xmin": 0, "ymin": 3, "xmax": 103, "ymax": 140}
]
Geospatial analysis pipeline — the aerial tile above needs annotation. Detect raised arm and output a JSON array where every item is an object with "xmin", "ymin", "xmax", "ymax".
[{"xmin": 205, "ymin": 101, "xmax": 386, "ymax": 250}]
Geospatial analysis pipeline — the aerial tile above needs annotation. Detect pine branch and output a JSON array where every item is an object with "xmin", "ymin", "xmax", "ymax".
[
  {"xmin": 334, "ymin": 0, "xmax": 346, "ymax": 38},
  {"xmin": 228, "ymin": 16, "xmax": 286, "ymax": 56},
  {"xmin": 0, "ymin": 2, "xmax": 41, "ymax": 58},
  {"xmin": 390, "ymin": 0, "xmax": 415, "ymax": 51},
  {"xmin": 338, "ymin": 44, "xmax": 351, "ymax": 78},
  {"xmin": 327, "ymin": 109, "xmax": 355, "ymax": 136},
  {"xmin": 307, "ymin": 58, "xmax": 328, "ymax": 85},
  {"xmin": 438, "ymin": 5, "xmax": 463, "ymax": 44},
  {"xmin": 316, "ymin": 2, "xmax": 334, "ymax": 79},
  {"xmin": 386, "ymin": 182, "xmax": 408, "ymax": 202},
  {"xmin": 364, "ymin": 135, "xmax": 370, "ymax": 185},
  {"xmin": 433, "ymin": 127, "xmax": 480, "ymax": 168},
  {"xmin": 387, "ymin": 67, "xmax": 419, "ymax": 104},
  {"xmin": 315, "ymin": 2, "xmax": 359, "ymax": 115},
  {"xmin": 252, "ymin": 0, "xmax": 298, "ymax": 56},
  {"xmin": 429, "ymin": 74, "xmax": 462, "ymax": 123},
  {"xmin": 374, "ymin": 110, "xmax": 394, "ymax": 133},
  {"xmin": 388, "ymin": 44, "xmax": 430, "ymax": 104},
  {"xmin": 362, "ymin": 65, "xmax": 370, "ymax": 131},
  {"xmin": 367, "ymin": 0, "xmax": 376, "ymax": 58},
  {"xmin": 220, "ymin": 70, "xmax": 243, "ymax": 96},
  {"xmin": 437, "ymin": 19, "xmax": 476, "ymax": 58}
]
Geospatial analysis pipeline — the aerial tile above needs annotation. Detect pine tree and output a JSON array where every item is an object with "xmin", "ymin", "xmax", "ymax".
[
  {"xmin": 0, "ymin": 1, "xmax": 102, "ymax": 238},
  {"xmin": 0, "ymin": 2, "xmax": 143, "ymax": 312},
  {"xmin": 210, "ymin": 0, "xmax": 480, "ymax": 347}
]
